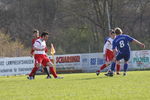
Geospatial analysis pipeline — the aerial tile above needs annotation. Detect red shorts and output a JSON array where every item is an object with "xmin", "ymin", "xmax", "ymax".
[
  {"xmin": 34, "ymin": 54, "xmax": 50, "ymax": 67},
  {"xmin": 105, "ymin": 49, "xmax": 114, "ymax": 62}
]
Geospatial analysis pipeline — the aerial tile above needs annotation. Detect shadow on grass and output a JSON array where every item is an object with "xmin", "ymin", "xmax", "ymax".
[{"xmin": 77, "ymin": 76, "xmax": 110, "ymax": 80}]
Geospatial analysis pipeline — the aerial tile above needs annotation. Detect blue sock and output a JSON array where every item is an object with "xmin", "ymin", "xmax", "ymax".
[
  {"xmin": 110, "ymin": 62, "xmax": 116, "ymax": 71},
  {"xmin": 124, "ymin": 63, "xmax": 128, "ymax": 72}
]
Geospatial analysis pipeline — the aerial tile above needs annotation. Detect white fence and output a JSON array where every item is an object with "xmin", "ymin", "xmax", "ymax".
[
  {"xmin": 0, "ymin": 50, "xmax": 150, "ymax": 76},
  {"xmin": 0, "ymin": 57, "xmax": 34, "ymax": 76}
]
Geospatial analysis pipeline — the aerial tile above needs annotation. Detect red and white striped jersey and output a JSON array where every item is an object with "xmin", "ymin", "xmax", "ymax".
[
  {"xmin": 103, "ymin": 37, "xmax": 114, "ymax": 54},
  {"xmin": 30, "ymin": 37, "xmax": 41, "ymax": 55},
  {"xmin": 33, "ymin": 39, "xmax": 46, "ymax": 54}
]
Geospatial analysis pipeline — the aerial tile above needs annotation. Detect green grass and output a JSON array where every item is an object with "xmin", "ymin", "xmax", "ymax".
[{"xmin": 0, "ymin": 71, "xmax": 150, "ymax": 100}]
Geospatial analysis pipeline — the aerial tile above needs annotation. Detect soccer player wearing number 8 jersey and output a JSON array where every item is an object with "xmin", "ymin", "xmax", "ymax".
[{"xmin": 109, "ymin": 27, "xmax": 145, "ymax": 76}]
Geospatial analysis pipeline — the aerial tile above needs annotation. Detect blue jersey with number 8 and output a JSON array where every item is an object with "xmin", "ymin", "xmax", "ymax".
[{"xmin": 112, "ymin": 34, "xmax": 134, "ymax": 54}]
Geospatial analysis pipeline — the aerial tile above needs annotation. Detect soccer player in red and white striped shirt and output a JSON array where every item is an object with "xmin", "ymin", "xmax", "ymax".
[
  {"xmin": 28, "ymin": 30, "xmax": 51, "ymax": 79},
  {"xmin": 27, "ymin": 32, "xmax": 63, "ymax": 80},
  {"xmin": 96, "ymin": 30, "xmax": 120, "ymax": 76},
  {"xmin": 30, "ymin": 29, "xmax": 41, "ymax": 57}
]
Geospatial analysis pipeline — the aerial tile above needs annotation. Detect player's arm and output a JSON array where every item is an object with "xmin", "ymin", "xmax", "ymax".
[
  {"xmin": 127, "ymin": 35, "xmax": 145, "ymax": 48},
  {"xmin": 103, "ymin": 43, "xmax": 107, "ymax": 58},
  {"xmin": 30, "ymin": 39, "xmax": 35, "ymax": 57},
  {"xmin": 103, "ymin": 40, "xmax": 109, "ymax": 58},
  {"xmin": 132, "ymin": 39, "xmax": 145, "ymax": 48},
  {"xmin": 30, "ymin": 49, "xmax": 34, "ymax": 57},
  {"xmin": 112, "ymin": 41, "xmax": 117, "ymax": 61}
]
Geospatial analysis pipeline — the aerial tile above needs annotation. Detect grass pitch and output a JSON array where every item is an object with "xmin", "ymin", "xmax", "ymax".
[{"xmin": 0, "ymin": 71, "xmax": 150, "ymax": 100}]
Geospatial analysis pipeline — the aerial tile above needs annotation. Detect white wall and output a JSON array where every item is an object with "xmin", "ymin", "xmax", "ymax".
[{"xmin": 0, "ymin": 50, "xmax": 150, "ymax": 76}]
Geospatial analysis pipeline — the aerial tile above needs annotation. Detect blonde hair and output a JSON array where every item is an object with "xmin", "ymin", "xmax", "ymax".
[{"xmin": 114, "ymin": 27, "xmax": 123, "ymax": 35}]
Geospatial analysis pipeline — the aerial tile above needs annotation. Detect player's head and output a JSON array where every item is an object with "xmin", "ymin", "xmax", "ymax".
[
  {"xmin": 114, "ymin": 27, "xmax": 123, "ymax": 35},
  {"xmin": 32, "ymin": 29, "xmax": 39, "ymax": 38},
  {"xmin": 41, "ymin": 32, "xmax": 49, "ymax": 41},
  {"xmin": 109, "ymin": 29, "xmax": 116, "ymax": 38}
]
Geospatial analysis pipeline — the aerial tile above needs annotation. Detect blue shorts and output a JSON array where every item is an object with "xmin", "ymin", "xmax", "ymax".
[{"xmin": 116, "ymin": 53, "xmax": 130, "ymax": 61}]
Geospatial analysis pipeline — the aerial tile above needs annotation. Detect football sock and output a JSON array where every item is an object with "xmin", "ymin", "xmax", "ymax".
[
  {"xmin": 110, "ymin": 62, "xmax": 116, "ymax": 71},
  {"xmin": 100, "ymin": 64, "xmax": 107, "ymax": 71},
  {"xmin": 43, "ymin": 67, "xmax": 50, "ymax": 76},
  {"xmin": 29, "ymin": 66, "xmax": 39, "ymax": 77},
  {"xmin": 124, "ymin": 63, "xmax": 128, "ymax": 72},
  {"xmin": 116, "ymin": 64, "xmax": 120, "ymax": 73},
  {"xmin": 49, "ymin": 67, "xmax": 57, "ymax": 78}
]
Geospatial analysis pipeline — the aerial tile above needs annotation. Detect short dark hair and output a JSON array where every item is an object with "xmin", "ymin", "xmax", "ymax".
[
  {"xmin": 41, "ymin": 32, "xmax": 48, "ymax": 37},
  {"xmin": 111, "ymin": 31, "xmax": 115, "ymax": 34},
  {"xmin": 33, "ymin": 29, "xmax": 39, "ymax": 33},
  {"xmin": 109, "ymin": 29, "xmax": 115, "ymax": 34}
]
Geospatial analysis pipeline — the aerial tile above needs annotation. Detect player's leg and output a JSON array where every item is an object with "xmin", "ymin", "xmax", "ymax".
[
  {"xmin": 123, "ymin": 54, "xmax": 130, "ymax": 76},
  {"xmin": 96, "ymin": 50, "xmax": 113, "ymax": 76},
  {"xmin": 96, "ymin": 55, "xmax": 108, "ymax": 76},
  {"xmin": 47, "ymin": 62, "xmax": 63, "ymax": 79},
  {"xmin": 104, "ymin": 62, "xmax": 115, "ymax": 76},
  {"xmin": 28, "ymin": 63, "xmax": 40, "ymax": 80},
  {"xmin": 116, "ymin": 61, "xmax": 121, "ymax": 75},
  {"xmin": 104, "ymin": 61, "xmax": 116, "ymax": 77},
  {"xmin": 28, "ymin": 63, "xmax": 38, "ymax": 79},
  {"xmin": 110, "ymin": 62, "xmax": 116, "ymax": 75},
  {"xmin": 27, "ymin": 55, "xmax": 42, "ymax": 80},
  {"xmin": 43, "ymin": 56, "xmax": 63, "ymax": 79},
  {"xmin": 107, "ymin": 53, "xmax": 122, "ymax": 76},
  {"xmin": 123, "ymin": 62, "xmax": 128, "ymax": 76},
  {"xmin": 104, "ymin": 68, "xmax": 111, "ymax": 76},
  {"xmin": 96, "ymin": 63, "xmax": 109, "ymax": 76},
  {"xmin": 43, "ymin": 67, "xmax": 51, "ymax": 79},
  {"xmin": 41, "ymin": 57, "xmax": 51, "ymax": 78},
  {"xmin": 104, "ymin": 50, "xmax": 116, "ymax": 76},
  {"xmin": 107, "ymin": 60, "xmax": 120, "ymax": 76}
]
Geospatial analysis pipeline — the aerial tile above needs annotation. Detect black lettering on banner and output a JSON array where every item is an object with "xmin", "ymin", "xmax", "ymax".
[
  {"xmin": 18, "ymin": 68, "xmax": 32, "ymax": 72},
  {"xmin": 0, "ymin": 61, "xmax": 4, "ymax": 66},
  {"xmin": 13, "ymin": 68, "xmax": 17, "ymax": 72},
  {"xmin": 6, "ymin": 60, "xmax": 34, "ymax": 65},
  {"xmin": 0, "ymin": 69, "xmax": 12, "ymax": 73}
]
